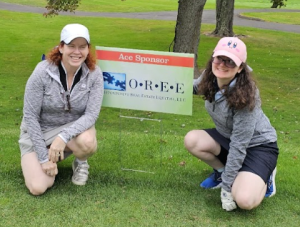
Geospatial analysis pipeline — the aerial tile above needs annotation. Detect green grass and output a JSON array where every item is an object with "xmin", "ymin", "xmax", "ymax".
[
  {"xmin": 0, "ymin": 5, "xmax": 300, "ymax": 227},
  {"xmin": 241, "ymin": 12, "xmax": 300, "ymax": 25},
  {"xmin": 1, "ymin": 0, "xmax": 300, "ymax": 11},
  {"xmin": 1, "ymin": 0, "xmax": 300, "ymax": 25},
  {"xmin": 234, "ymin": 0, "xmax": 300, "ymax": 9}
]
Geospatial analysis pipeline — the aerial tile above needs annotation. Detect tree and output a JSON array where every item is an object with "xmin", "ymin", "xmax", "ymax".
[
  {"xmin": 211, "ymin": 0, "xmax": 235, "ymax": 37},
  {"xmin": 44, "ymin": 0, "xmax": 80, "ymax": 17},
  {"xmin": 44, "ymin": 0, "xmax": 207, "ymax": 77},
  {"xmin": 270, "ymin": 0, "xmax": 287, "ymax": 8},
  {"xmin": 172, "ymin": 0, "xmax": 207, "ymax": 78}
]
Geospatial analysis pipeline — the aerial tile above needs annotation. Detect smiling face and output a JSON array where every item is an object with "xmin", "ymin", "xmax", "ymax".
[
  {"xmin": 212, "ymin": 55, "xmax": 243, "ymax": 88},
  {"xmin": 59, "ymin": 37, "xmax": 89, "ymax": 73}
]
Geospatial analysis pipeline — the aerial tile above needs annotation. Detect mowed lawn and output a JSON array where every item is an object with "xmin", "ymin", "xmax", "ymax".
[{"xmin": 0, "ymin": 3, "xmax": 299, "ymax": 227}]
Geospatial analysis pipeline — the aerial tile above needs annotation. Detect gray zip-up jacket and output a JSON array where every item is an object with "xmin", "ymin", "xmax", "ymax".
[
  {"xmin": 21, "ymin": 60, "xmax": 104, "ymax": 163},
  {"xmin": 205, "ymin": 88, "xmax": 277, "ymax": 192}
]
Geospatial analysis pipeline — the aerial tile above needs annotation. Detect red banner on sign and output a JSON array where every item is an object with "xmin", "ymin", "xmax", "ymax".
[{"xmin": 96, "ymin": 50, "xmax": 194, "ymax": 68}]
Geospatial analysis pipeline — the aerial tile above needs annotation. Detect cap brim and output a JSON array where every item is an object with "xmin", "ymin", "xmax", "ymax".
[
  {"xmin": 213, "ymin": 50, "xmax": 242, "ymax": 67},
  {"xmin": 62, "ymin": 35, "xmax": 89, "ymax": 44}
]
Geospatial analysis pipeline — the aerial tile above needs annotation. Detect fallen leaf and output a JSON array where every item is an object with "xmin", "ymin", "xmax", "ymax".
[{"xmin": 179, "ymin": 161, "xmax": 186, "ymax": 166}]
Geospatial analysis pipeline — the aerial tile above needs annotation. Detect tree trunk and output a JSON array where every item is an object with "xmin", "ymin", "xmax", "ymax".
[
  {"xmin": 211, "ymin": 0, "xmax": 235, "ymax": 37},
  {"xmin": 271, "ymin": 3, "xmax": 278, "ymax": 8},
  {"xmin": 173, "ymin": 0, "xmax": 207, "ymax": 78}
]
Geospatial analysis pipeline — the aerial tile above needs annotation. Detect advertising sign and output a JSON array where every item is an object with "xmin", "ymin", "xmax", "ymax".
[{"xmin": 96, "ymin": 46, "xmax": 194, "ymax": 115}]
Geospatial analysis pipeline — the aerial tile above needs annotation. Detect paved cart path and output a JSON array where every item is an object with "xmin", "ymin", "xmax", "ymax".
[{"xmin": 1, "ymin": 2, "xmax": 300, "ymax": 33}]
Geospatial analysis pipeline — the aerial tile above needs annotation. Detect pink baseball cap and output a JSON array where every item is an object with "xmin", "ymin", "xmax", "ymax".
[
  {"xmin": 60, "ymin": 24, "xmax": 90, "ymax": 44},
  {"xmin": 213, "ymin": 37, "xmax": 247, "ymax": 67}
]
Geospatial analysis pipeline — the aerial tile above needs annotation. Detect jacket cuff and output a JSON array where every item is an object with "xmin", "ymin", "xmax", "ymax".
[
  {"xmin": 58, "ymin": 134, "xmax": 68, "ymax": 144},
  {"xmin": 39, "ymin": 158, "xmax": 49, "ymax": 164}
]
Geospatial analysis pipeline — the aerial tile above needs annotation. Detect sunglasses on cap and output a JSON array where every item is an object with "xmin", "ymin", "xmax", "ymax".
[{"xmin": 213, "ymin": 56, "xmax": 237, "ymax": 68}]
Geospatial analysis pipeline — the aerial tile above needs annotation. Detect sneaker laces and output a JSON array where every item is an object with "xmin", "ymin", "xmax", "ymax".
[
  {"xmin": 213, "ymin": 169, "xmax": 222, "ymax": 182},
  {"xmin": 73, "ymin": 162, "xmax": 89, "ymax": 180}
]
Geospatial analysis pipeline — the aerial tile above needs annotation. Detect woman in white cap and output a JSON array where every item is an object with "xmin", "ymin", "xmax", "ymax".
[
  {"xmin": 184, "ymin": 37, "xmax": 278, "ymax": 211},
  {"xmin": 19, "ymin": 24, "xmax": 104, "ymax": 195}
]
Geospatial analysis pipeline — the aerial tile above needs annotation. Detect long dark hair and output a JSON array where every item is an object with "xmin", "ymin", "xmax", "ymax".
[
  {"xmin": 198, "ymin": 56, "xmax": 257, "ymax": 111},
  {"xmin": 46, "ymin": 41, "xmax": 96, "ymax": 70}
]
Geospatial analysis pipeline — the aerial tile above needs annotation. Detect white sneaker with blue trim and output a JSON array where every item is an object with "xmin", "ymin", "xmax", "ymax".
[{"xmin": 265, "ymin": 167, "xmax": 277, "ymax": 197}]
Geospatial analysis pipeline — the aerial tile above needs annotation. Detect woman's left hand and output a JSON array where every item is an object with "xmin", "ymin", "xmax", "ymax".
[
  {"xmin": 221, "ymin": 188, "xmax": 237, "ymax": 211},
  {"xmin": 48, "ymin": 137, "xmax": 66, "ymax": 162}
]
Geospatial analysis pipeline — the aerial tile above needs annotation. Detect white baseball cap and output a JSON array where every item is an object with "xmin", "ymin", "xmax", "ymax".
[{"xmin": 60, "ymin": 23, "xmax": 90, "ymax": 44}]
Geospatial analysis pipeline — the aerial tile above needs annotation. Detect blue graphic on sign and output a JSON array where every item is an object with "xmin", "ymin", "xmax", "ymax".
[{"xmin": 103, "ymin": 72, "xmax": 126, "ymax": 91}]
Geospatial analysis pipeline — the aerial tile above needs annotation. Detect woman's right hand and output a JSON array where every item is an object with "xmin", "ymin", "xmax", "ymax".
[{"xmin": 41, "ymin": 161, "xmax": 58, "ymax": 177}]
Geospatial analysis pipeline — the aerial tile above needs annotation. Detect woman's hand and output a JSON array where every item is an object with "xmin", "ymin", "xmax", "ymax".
[
  {"xmin": 41, "ymin": 161, "xmax": 58, "ymax": 177},
  {"xmin": 221, "ymin": 188, "xmax": 237, "ymax": 211},
  {"xmin": 48, "ymin": 137, "xmax": 66, "ymax": 162}
]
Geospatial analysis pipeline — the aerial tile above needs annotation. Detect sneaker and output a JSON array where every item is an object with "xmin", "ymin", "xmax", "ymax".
[
  {"xmin": 72, "ymin": 159, "xmax": 90, "ymax": 186},
  {"xmin": 265, "ymin": 167, "xmax": 277, "ymax": 198},
  {"xmin": 200, "ymin": 169, "xmax": 222, "ymax": 189}
]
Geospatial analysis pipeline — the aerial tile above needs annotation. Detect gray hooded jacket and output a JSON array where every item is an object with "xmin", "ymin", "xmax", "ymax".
[
  {"xmin": 21, "ymin": 60, "xmax": 104, "ymax": 163},
  {"xmin": 205, "ymin": 88, "xmax": 277, "ymax": 192}
]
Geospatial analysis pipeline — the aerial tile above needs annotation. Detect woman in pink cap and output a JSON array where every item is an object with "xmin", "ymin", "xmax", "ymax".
[
  {"xmin": 19, "ymin": 24, "xmax": 104, "ymax": 195},
  {"xmin": 184, "ymin": 37, "xmax": 278, "ymax": 211}
]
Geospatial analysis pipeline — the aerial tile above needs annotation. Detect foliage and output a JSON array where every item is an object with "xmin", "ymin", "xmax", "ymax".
[
  {"xmin": 270, "ymin": 0, "xmax": 287, "ymax": 8},
  {"xmin": 44, "ymin": 0, "xmax": 81, "ymax": 17}
]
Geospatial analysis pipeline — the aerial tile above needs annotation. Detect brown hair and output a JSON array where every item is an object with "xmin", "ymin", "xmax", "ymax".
[
  {"xmin": 46, "ymin": 41, "xmax": 96, "ymax": 70},
  {"xmin": 198, "ymin": 56, "xmax": 257, "ymax": 111}
]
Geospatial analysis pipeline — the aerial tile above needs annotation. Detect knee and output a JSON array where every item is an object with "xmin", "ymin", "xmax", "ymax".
[
  {"xmin": 26, "ymin": 180, "xmax": 54, "ymax": 196},
  {"xmin": 184, "ymin": 130, "xmax": 198, "ymax": 151},
  {"xmin": 78, "ymin": 136, "xmax": 97, "ymax": 155},
  {"xmin": 233, "ymin": 192, "xmax": 258, "ymax": 210}
]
